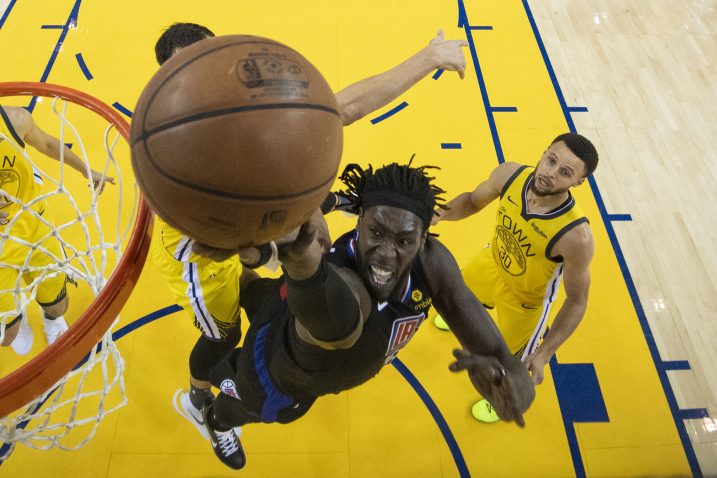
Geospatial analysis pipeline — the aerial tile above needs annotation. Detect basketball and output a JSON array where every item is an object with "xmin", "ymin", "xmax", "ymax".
[{"xmin": 130, "ymin": 34, "xmax": 343, "ymax": 249}]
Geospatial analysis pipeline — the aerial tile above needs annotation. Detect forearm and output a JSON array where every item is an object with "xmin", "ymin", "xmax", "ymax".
[
  {"xmin": 438, "ymin": 192, "xmax": 479, "ymax": 221},
  {"xmin": 440, "ymin": 296, "xmax": 513, "ymax": 363},
  {"xmin": 336, "ymin": 46, "xmax": 436, "ymax": 126},
  {"xmin": 286, "ymin": 259, "xmax": 360, "ymax": 343},
  {"xmin": 535, "ymin": 299, "xmax": 586, "ymax": 357},
  {"xmin": 38, "ymin": 137, "xmax": 87, "ymax": 175}
]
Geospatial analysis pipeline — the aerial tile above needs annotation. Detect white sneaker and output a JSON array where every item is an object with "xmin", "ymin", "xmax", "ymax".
[
  {"xmin": 173, "ymin": 389, "xmax": 210, "ymax": 440},
  {"xmin": 11, "ymin": 316, "xmax": 34, "ymax": 355},
  {"xmin": 42, "ymin": 316, "xmax": 69, "ymax": 345}
]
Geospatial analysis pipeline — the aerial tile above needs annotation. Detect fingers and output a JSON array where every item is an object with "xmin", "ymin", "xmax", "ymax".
[
  {"xmin": 529, "ymin": 365, "xmax": 544, "ymax": 385},
  {"xmin": 430, "ymin": 28, "xmax": 445, "ymax": 44}
]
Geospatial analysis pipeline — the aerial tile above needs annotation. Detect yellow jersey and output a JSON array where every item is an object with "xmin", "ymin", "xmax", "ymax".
[
  {"xmin": 0, "ymin": 105, "xmax": 43, "ymax": 225},
  {"xmin": 491, "ymin": 165, "xmax": 588, "ymax": 303}
]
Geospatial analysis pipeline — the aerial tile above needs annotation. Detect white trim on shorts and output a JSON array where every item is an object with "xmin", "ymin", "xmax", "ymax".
[
  {"xmin": 174, "ymin": 236, "xmax": 221, "ymax": 340},
  {"xmin": 519, "ymin": 264, "xmax": 563, "ymax": 361}
]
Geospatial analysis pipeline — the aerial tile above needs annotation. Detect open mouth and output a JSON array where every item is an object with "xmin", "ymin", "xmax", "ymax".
[
  {"xmin": 369, "ymin": 265, "xmax": 394, "ymax": 286},
  {"xmin": 537, "ymin": 176, "xmax": 552, "ymax": 189}
]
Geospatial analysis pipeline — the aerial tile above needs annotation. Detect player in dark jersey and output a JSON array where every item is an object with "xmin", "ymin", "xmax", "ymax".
[{"xmin": 195, "ymin": 161, "xmax": 535, "ymax": 469}]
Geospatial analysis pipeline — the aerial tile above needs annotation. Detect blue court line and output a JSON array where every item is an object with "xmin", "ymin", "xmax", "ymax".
[
  {"xmin": 468, "ymin": 26, "xmax": 493, "ymax": 31},
  {"xmin": 568, "ymin": 106, "xmax": 589, "ymax": 113},
  {"xmin": 0, "ymin": 0, "xmax": 17, "ymax": 29},
  {"xmin": 521, "ymin": 0, "xmax": 703, "ymax": 476},
  {"xmin": 491, "ymin": 106, "xmax": 518, "ymax": 113},
  {"xmin": 607, "ymin": 213, "xmax": 632, "ymax": 222},
  {"xmin": 27, "ymin": 0, "xmax": 83, "ymax": 112},
  {"xmin": 40, "ymin": 25, "xmax": 64, "ymax": 29},
  {"xmin": 370, "ymin": 101, "xmax": 408, "ymax": 124},
  {"xmin": 441, "ymin": 143, "xmax": 462, "ymax": 149},
  {"xmin": 663, "ymin": 360, "xmax": 691, "ymax": 371},
  {"xmin": 112, "ymin": 101, "xmax": 133, "ymax": 118},
  {"xmin": 75, "ymin": 52, "xmax": 93, "ymax": 80},
  {"xmin": 392, "ymin": 358, "xmax": 470, "ymax": 478},
  {"xmin": 433, "ymin": 69, "xmax": 444, "ymax": 80},
  {"xmin": 457, "ymin": 0, "xmax": 505, "ymax": 163},
  {"xmin": 679, "ymin": 409, "xmax": 710, "ymax": 420}
]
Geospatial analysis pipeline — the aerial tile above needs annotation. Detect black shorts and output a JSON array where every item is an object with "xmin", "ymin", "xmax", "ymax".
[{"xmin": 210, "ymin": 278, "xmax": 316, "ymax": 427}]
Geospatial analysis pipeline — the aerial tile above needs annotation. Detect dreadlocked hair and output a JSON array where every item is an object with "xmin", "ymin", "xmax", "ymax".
[{"xmin": 336, "ymin": 155, "xmax": 448, "ymax": 230}]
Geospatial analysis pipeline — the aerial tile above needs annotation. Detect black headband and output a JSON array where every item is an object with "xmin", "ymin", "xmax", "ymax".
[{"xmin": 362, "ymin": 190, "xmax": 433, "ymax": 228}]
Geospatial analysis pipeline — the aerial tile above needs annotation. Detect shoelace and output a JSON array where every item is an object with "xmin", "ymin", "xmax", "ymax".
[{"xmin": 217, "ymin": 431, "xmax": 239, "ymax": 456}]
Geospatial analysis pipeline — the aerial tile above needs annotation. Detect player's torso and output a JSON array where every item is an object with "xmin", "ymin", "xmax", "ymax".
[
  {"xmin": 492, "ymin": 165, "xmax": 588, "ymax": 301},
  {"xmin": 0, "ymin": 106, "xmax": 42, "ymax": 222},
  {"xmin": 284, "ymin": 230, "xmax": 432, "ymax": 396}
]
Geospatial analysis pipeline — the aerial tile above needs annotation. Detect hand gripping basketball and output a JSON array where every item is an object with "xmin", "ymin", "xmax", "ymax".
[{"xmin": 131, "ymin": 35, "xmax": 343, "ymax": 249}]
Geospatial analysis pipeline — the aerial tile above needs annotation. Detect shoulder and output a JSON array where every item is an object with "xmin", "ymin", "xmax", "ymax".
[
  {"xmin": 487, "ymin": 162, "xmax": 527, "ymax": 191},
  {"xmin": 553, "ymin": 222, "xmax": 594, "ymax": 264},
  {"xmin": 418, "ymin": 236, "xmax": 461, "ymax": 289},
  {"xmin": 1, "ymin": 106, "xmax": 31, "ymax": 135}
]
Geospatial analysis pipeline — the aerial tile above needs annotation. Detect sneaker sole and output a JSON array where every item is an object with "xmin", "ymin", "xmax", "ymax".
[{"xmin": 172, "ymin": 389, "xmax": 210, "ymax": 440}]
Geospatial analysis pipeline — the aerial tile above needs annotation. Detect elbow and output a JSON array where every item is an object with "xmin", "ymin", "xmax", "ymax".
[{"xmin": 339, "ymin": 103, "xmax": 360, "ymax": 126}]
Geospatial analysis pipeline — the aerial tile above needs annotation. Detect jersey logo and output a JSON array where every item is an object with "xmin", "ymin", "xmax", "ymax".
[
  {"xmin": 494, "ymin": 210, "xmax": 537, "ymax": 276},
  {"xmin": 220, "ymin": 379, "xmax": 241, "ymax": 400},
  {"xmin": 507, "ymin": 195, "xmax": 519, "ymax": 206},
  {"xmin": 411, "ymin": 290, "xmax": 422, "ymax": 302},
  {"xmin": 377, "ymin": 301, "xmax": 388, "ymax": 311},
  {"xmin": 385, "ymin": 313, "xmax": 425, "ymax": 361}
]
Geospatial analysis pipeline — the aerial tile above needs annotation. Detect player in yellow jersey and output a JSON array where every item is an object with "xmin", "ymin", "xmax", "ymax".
[
  {"xmin": 432, "ymin": 133, "xmax": 598, "ymax": 422},
  {"xmin": 0, "ymin": 105, "xmax": 114, "ymax": 355},
  {"xmin": 153, "ymin": 22, "xmax": 471, "ymax": 438}
]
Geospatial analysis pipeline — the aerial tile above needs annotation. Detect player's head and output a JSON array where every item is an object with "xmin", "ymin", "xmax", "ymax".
[
  {"xmin": 155, "ymin": 22, "xmax": 215, "ymax": 65},
  {"xmin": 532, "ymin": 132, "xmax": 599, "ymax": 197},
  {"xmin": 337, "ymin": 159, "xmax": 445, "ymax": 300}
]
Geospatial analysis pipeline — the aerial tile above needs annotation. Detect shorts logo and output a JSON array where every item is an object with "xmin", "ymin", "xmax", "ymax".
[
  {"xmin": 220, "ymin": 379, "xmax": 241, "ymax": 400},
  {"xmin": 411, "ymin": 290, "xmax": 423, "ymax": 302}
]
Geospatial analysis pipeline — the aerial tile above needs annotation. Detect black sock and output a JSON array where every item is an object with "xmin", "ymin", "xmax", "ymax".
[{"xmin": 189, "ymin": 383, "xmax": 214, "ymax": 410}]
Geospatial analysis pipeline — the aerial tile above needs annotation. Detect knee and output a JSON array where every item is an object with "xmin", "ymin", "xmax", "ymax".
[{"xmin": 1, "ymin": 316, "xmax": 21, "ymax": 346}]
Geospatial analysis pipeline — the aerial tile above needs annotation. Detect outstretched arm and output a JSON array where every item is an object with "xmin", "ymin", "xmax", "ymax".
[
  {"xmin": 336, "ymin": 29, "xmax": 467, "ymax": 126},
  {"xmin": 524, "ymin": 223, "xmax": 594, "ymax": 384},
  {"xmin": 6, "ymin": 106, "xmax": 115, "ymax": 194},
  {"xmin": 421, "ymin": 237, "xmax": 535, "ymax": 426},
  {"xmin": 432, "ymin": 161, "xmax": 521, "ymax": 224}
]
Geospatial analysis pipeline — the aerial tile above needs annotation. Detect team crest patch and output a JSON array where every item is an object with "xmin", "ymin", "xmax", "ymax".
[
  {"xmin": 220, "ymin": 379, "xmax": 241, "ymax": 400},
  {"xmin": 411, "ymin": 290, "xmax": 423, "ymax": 302},
  {"xmin": 386, "ymin": 314, "xmax": 425, "ymax": 358}
]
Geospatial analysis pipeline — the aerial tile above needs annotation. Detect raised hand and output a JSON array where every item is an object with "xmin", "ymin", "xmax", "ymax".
[
  {"xmin": 427, "ymin": 29, "xmax": 469, "ymax": 79},
  {"xmin": 86, "ymin": 169, "xmax": 115, "ymax": 195},
  {"xmin": 449, "ymin": 348, "xmax": 535, "ymax": 427}
]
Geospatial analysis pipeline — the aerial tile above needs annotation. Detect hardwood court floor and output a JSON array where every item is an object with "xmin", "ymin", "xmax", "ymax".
[{"xmin": 0, "ymin": 0, "xmax": 714, "ymax": 476}]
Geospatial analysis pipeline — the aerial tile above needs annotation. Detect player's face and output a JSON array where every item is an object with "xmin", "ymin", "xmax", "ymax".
[
  {"xmin": 532, "ymin": 141, "xmax": 586, "ymax": 197},
  {"xmin": 356, "ymin": 206, "xmax": 427, "ymax": 301}
]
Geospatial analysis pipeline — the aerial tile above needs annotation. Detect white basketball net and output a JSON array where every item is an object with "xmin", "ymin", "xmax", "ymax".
[{"xmin": 0, "ymin": 95, "xmax": 137, "ymax": 461}]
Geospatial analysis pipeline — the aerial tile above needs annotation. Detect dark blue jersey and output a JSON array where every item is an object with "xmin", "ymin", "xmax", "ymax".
[{"xmin": 270, "ymin": 229, "xmax": 434, "ymax": 398}]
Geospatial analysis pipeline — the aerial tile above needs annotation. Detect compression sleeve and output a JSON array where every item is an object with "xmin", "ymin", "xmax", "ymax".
[{"xmin": 285, "ymin": 258, "xmax": 361, "ymax": 343}]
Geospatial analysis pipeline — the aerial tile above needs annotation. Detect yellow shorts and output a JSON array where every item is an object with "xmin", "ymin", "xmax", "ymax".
[
  {"xmin": 0, "ymin": 206, "xmax": 68, "ymax": 316},
  {"xmin": 151, "ymin": 226, "xmax": 242, "ymax": 341},
  {"xmin": 462, "ymin": 243, "xmax": 559, "ymax": 359}
]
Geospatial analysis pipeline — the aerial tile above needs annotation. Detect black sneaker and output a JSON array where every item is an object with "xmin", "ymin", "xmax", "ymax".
[{"xmin": 201, "ymin": 403, "xmax": 246, "ymax": 469}]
